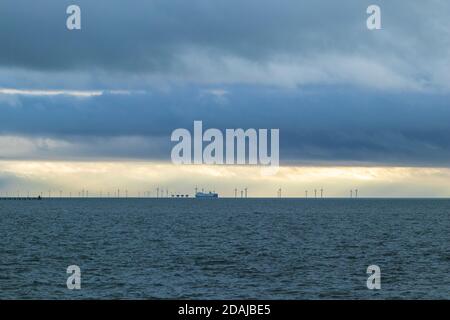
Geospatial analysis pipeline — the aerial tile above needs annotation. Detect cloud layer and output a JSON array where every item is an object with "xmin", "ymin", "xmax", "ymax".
[
  {"xmin": 1, "ymin": 88, "xmax": 450, "ymax": 166},
  {"xmin": 1, "ymin": 0, "xmax": 449, "ymax": 90},
  {"xmin": 1, "ymin": 0, "xmax": 450, "ymax": 168}
]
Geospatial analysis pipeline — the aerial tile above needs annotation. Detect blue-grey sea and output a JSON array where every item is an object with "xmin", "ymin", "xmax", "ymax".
[{"xmin": 0, "ymin": 198, "xmax": 449, "ymax": 299}]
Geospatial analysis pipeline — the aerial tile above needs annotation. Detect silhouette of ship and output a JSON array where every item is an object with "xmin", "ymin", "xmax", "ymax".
[{"xmin": 195, "ymin": 191, "xmax": 218, "ymax": 199}]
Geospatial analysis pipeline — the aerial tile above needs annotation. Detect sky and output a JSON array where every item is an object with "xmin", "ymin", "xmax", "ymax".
[{"xmin": 1, "ymin": 0, "xmax": 450, "ymax": 197}]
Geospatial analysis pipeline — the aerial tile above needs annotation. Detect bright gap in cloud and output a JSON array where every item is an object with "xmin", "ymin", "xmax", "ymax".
[
  {"xmin": 0, "ymin": 88, "xmax": 138, "ymax": 97},
  {"xmin": 1, "ymin": 161, "xmax": 450, "ymax": 198}
]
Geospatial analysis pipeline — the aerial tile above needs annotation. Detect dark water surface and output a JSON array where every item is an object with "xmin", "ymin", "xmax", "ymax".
[{"xmin": 0, "ymin": 199, "xmax": 449, "ymax": 299}]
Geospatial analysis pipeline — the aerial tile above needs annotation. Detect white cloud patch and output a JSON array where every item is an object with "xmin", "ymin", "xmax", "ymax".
[
  {"xmin": 0, "ymin": 88, "xmax": 104, "ymax": 97},
  {"xmin": 174, "ymin": 51, "xmax": 431, "ymax": 91},
  {"xmin": 0, "ymin": 134, "xmax": 168, "ymax": 161},
  {"xmin": 0, "ymin": 88, "xmax": 140, "ymax": 97},
  {"xmin": 200, "ymin": 88, "xmax": 230, "ymax": 104},
  {"xmin": 0, "ymin": 135, "xmax": 71, "ymax": 158}
]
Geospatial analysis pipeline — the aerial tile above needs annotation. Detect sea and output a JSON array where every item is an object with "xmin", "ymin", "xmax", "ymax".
[{"xmin": 0, "ymin": 198, "xmax": 449, "ymax": 299}]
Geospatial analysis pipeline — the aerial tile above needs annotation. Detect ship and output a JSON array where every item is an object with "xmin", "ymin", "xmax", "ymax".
[{"xmin": 195, "ymin": 191, "xmax": 219, "ymax": 199}]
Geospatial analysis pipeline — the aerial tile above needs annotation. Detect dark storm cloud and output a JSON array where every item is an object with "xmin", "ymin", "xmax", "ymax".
[
  {"xmin": 1, "ymin": 1, "xmax": 450, "ymax": 166},
  {"xmin": 1, "ymin": 87, "xmax": 450, "ymax": 166},
  {"xmin": 0, "ymin": 0, "xmax": 448, "ymax": 80},
  {"xmin": 0, "ymin": 0, "xmax": 360, "ymax": 71}
]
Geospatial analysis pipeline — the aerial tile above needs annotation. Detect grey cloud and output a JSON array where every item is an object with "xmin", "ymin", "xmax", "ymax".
[
  {"xmin": 1, "ymin": 88, "xmax": 450, "ymax": 166},
  {"xmin": 1, "ymin": 1, "xmax": 450, "ymax": 167},
  {"xmin": 0, "ymin": 1, "xmax": 449, "ymax": 90}
]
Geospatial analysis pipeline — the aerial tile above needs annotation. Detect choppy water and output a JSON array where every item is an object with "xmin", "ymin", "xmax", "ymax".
[{"xmin": 0, "ymin": 198, "xmax": 449, "ymax": 299}]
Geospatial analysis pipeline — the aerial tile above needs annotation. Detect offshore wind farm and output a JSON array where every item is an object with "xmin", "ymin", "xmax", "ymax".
[{"xmin": 0, "ymin": 187, "xmax": 363, "ymax": 199}]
